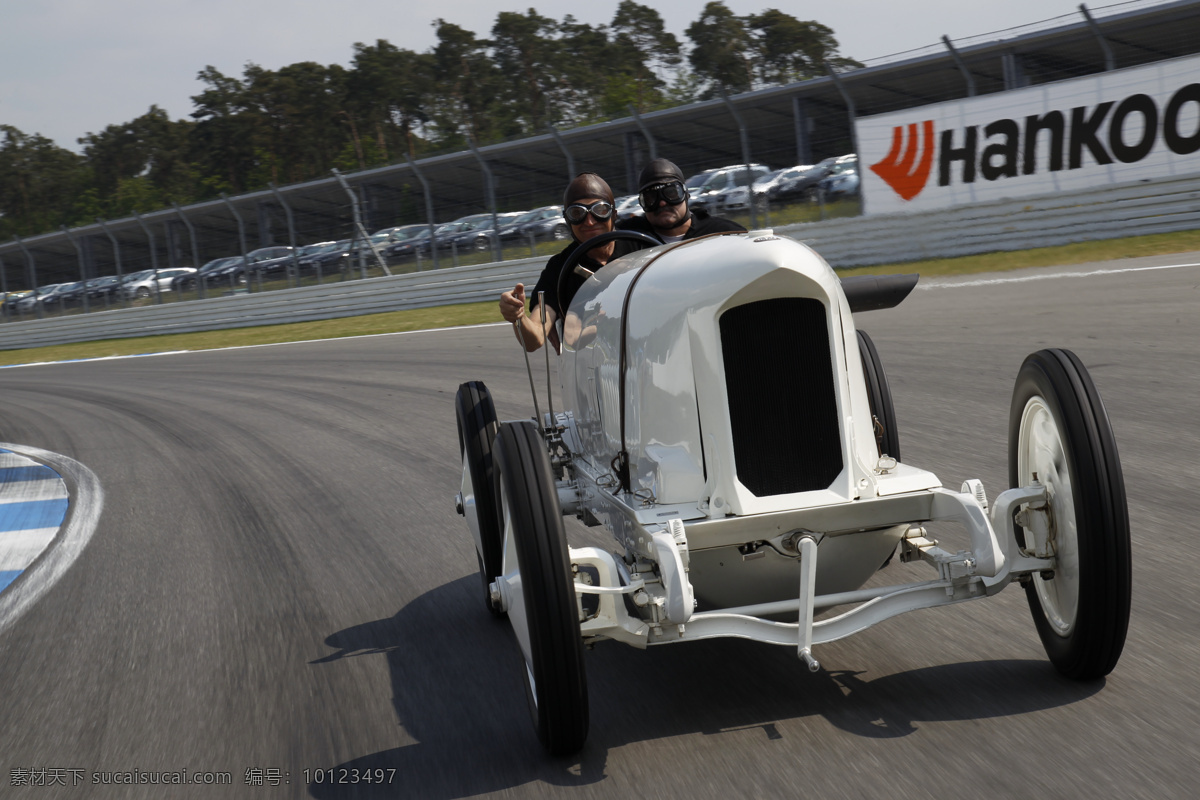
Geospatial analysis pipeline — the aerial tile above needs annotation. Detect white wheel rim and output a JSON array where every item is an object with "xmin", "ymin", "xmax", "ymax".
[
  {"xmin": 1018, "ymin": 395, "xmax": 1080, "ymax": 636},
  {"xmin": 499, "ymin": 473, "xmax": 534, "ymax": 676}
]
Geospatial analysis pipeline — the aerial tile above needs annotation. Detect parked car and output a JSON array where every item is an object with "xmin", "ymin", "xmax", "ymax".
[
  {"xmin": 204, "ymin": 246, "xmax": 293, "ymax": 286},
  {"xmin": 446, "ymin": 212, "xmax": 525, "ymax": 253},
  {"xmin": 351, "ymin": 232, "xmax": 395, "ymax": 264},
  {"xmin": 387, "ymin": 220, "xmax": 490, "ymax": 260},
  {"xmin": 53, "ymin": 279, "xmax": 105, "ymax": 307},
  {"xmin": 431, "ymin": 214, "xmax": 494, "ymax": 253},
  {"xmin": 85, "ymin": 275, "xmax": 125, "ymax": 300},
  {"xmin": 3, "ymin": 289, "xmax": 35, "ymax": 313},
  {"xmin": 15, "ymin": 283, "xmax": 72, "ymax": 312},
  {"xmin": 123, "ymin": 268, "xmax": 197, "ymax": 299},
  {"xmin": 373, "ymin": 225, "xmax": 423, "ymax": 241},
  {"xmin": 174, "ymin": 257, "xmax": 241, "ymax": 292},
  {"xmin": 499, "ymin": 208, "xmax": 551, "ymax": 243},
  {"xmin": 721, "ymin": 168, "xmax": 791, "ymax": 212},
  {"xmin": 768, "ymin": 154, "xmax": 858, "ymax": 204},
  {"xmin": 685, "ymin": 163, "xmax": 772, "ymax": 213},
  {"xmin": 515, "ymin": 205, "xmax": 570, "ymax": 242},
  {"xmin": 614, "ymin": 195, "xmax": 643, "ymax": 222},
  {"xmin": 384, "ymin": 227, "xmax": 436, "ymax": 262},
  {"xmin": 767, "ymin": 163, "xmax": 829, "ymax": 204},
  {"xmin": 818, "ymin": 156, "xmax": 860, "ymax": 199},
  {"xmin": 296, "ymin": 240, "xmax": 353, "ymax": 274},
  {"xmin": 757, "ymin": 164, "xmax": 815, "ymax": 202}
]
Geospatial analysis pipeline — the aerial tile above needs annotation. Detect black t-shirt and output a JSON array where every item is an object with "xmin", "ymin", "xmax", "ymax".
[
  {"xmin": 617, "ymin": 207, "xmax": 746, "ymax": 242},
  {"xmin": 529, "ymin": 237, "xmax": 639, "ymax": 318},
  {"xmin": 528, "ymin": 210, "xmax": 746, "ymax": 317}
]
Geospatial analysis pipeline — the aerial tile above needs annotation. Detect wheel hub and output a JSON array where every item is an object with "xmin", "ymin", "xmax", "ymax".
[{"xmin": 1018, "ymin": 395, "xmax": 1080, "ymax": 637}]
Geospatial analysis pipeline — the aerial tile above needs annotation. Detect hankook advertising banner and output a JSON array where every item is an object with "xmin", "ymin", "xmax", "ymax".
[{"xmin": 858, "ymin": 54, "xmax": 1200, "ymax": 214}]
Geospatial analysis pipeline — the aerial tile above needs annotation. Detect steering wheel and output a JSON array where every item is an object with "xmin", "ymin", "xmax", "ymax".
[{"xmin": 555, "ymin": 230, "xmax": 662, "ymax": 318}]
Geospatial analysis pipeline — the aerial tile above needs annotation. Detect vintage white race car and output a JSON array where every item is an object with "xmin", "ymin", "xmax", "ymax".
[{"xmin": 455, "ymin": 229, "xmax": 1131, "ymax": 756}]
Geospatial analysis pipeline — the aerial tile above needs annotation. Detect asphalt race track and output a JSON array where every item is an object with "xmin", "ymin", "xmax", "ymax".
[{"xmin": 1, "ymin": 253, "xmax": 1198, "ymax": 798}]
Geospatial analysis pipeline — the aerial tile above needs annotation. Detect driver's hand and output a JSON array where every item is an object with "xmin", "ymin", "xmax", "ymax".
[{"xmin": 499, "ymin": 283, "xmax": 526, "ymax": 323}]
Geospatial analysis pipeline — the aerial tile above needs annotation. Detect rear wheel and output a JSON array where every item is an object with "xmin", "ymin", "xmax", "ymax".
[
  {"xmin": 1009, "ymin": 348, "xmax": 1130, "ymax": 680},
  {"xmin": 857, "ymin": 329, "xmax": 901, "ymax": 461},
  {"xmin": 494, "ymin": 421, "xmax": 588, "ymax": 756},
  {"xmin": 455, "ymin": 382, "xmax": 503, "ymax": 616}
]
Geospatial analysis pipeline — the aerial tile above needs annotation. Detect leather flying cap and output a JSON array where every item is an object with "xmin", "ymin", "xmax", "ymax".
[
  {"xmin": 563, "ymin": 172, "xmax": 615, "ymax": 206},
  {"xmin": 637, "ymin": 158, "xmax": 686, "ymax": 191}
]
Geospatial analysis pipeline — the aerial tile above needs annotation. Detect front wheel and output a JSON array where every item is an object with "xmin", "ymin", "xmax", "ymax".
[
  {"xmin": 550, "ymin": 224, "xmax": 569, "ymax": 241},
  {"xmin": 1009, "ymin": 349, "xmax": 1130, "ymax": 680},
  {"xmin": 455, "ymin": 381, "xmax": 503, "ymax": 616},
  {"xmin": 494, "ymin": 421, "xmax": 588, "ymax": 756}
]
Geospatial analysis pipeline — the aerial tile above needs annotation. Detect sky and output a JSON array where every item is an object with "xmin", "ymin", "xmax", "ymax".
[{"xmin": 0, "ymin": 0, "xmax": 1165, "ymax": 152}]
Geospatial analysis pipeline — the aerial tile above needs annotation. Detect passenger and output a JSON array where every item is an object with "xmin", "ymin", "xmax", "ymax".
[
  {"xmin": 621, "ymin": 158, "xmax": 746, "ymax": 242},
  {"xmin": 499, "ymin": 172, "xmax": 629, "ymax": 352}
]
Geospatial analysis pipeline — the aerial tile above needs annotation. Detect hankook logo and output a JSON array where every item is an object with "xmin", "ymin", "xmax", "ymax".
[
  {"xmin": 869, "ymin": 83, "xmax": 1200, "ymax": 201},
  {"xmin": 869, "ymin": 120, "xmax": 936, "ymax": 200}
]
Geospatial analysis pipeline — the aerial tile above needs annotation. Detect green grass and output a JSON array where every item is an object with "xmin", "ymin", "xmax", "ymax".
[
  {"xmin": 2, "ymin": 227, "xmax": 1198, "ymax": 368},
  {"xmin": 0, "ymin": 302, "xmax": 498, "ymax": 366}
]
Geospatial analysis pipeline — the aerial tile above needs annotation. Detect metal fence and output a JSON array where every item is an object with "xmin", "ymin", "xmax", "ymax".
[{"xmin": 3, "ymin": 170, "xmax": 1197, "ymax": 352}]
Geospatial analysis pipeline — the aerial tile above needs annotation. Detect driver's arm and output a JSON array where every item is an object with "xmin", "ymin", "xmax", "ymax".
[{"xmin": 499, "ymin": 283, "xmax": 557, "ymax": 352}]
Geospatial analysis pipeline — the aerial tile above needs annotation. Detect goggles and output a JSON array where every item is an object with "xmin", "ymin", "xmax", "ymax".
[
  {"xmin": 639, "ymin": 181, "xmax": 687, "ymax": 211},
  {"xmin": 563, "ymin": 201, "xmax": 615, "ymax": 225}
]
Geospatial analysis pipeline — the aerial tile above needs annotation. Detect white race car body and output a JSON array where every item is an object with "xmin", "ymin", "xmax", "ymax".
[
  {"xmin": 557, "ymin": 232, "xmax": 947, "ymax": 609},
  {"xmin": 459, "ymin": 228, "xmax": 1130, "ymax": 755}
]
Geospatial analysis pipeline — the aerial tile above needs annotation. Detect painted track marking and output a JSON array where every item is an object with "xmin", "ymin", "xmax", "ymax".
[{"xmin": 0, "ymin": 445, "xmax": 103, "ymax": 635}]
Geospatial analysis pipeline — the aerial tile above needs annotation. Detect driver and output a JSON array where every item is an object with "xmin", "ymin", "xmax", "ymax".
[{"xmin": 499, "ymin": 172, "xmax": 633, "ymax": 352}]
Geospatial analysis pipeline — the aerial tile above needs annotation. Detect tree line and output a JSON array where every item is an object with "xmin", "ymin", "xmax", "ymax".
[{"xmin": 0, "ymin": 1, "xmax": 859, "ymax": 241}]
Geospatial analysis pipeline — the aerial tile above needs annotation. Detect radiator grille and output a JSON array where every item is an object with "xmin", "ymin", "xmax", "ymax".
[{"xmin": 719, "ymin": 297, "xmax": 843, "ymax": 496}]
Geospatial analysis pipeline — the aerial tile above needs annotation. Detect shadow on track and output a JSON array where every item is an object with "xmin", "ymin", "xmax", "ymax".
[{"xmin": 308, "ymin": 577, "xmax": 1102, "ymax": 798}]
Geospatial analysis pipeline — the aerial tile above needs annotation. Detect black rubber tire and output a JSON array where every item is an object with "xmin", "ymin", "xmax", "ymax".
[
  {"xmin": 551, "ymin": 224, "xmax": 569, "ymax": 241},
  {"xmin": 493, "ymin": 421, "xmax": 589, "ymax": 756},
  {"xmin": 473, "ymin": 236, "xmax": 489, "ymax": 252},
  {"xmin": 1009, "ymin": 348, "xmax": 1131, "ymax": 680},
  {"xmin": 857, "ymin": 329, "xmax": 901, "ymax": 461},
  {"xmin": 136, "ymin": 287, "xmax": 151, "ymax": 299},
  {"xmin": 455, "ymin": 381, "xmax": 504, "ymax": 617}
]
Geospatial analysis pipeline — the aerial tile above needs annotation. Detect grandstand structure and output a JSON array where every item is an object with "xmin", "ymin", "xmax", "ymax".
[{"xmin": 3, "ymin": 0, "xmax": 1199, "ymax": 291}]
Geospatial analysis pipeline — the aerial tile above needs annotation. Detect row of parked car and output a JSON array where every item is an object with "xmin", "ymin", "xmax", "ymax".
[
  {"xmin": 682, "ymin": 154, "xmax": 860, "ymax": 214},
  {"xmin": 2, "ymin": 155, "xmax": 860, "ymax": 313},
  {"xmin": 376, "ymin": 206, "xmax": 575, "ymax": 262},
  {"xmin": 372, "ymin": 154, "xmax": 859, "ymax": 263},
  {"xmin": 1, "ymin": 267, "xmax": 206, "ymax": 315}
]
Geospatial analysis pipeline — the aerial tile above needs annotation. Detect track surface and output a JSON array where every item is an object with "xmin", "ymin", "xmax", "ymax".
[{"xmin": 1, "ymin": 254, "xmax": 1198, "ymax": 798}]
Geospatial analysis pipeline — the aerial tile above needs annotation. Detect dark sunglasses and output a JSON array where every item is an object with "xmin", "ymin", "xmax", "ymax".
[
  {"xmin": 563, "ymin": 201, "xmax": 615, "ymax": 225},
  {"xmin": 639, "ymin": 181, "xmax": 687, "ymax": 211}
]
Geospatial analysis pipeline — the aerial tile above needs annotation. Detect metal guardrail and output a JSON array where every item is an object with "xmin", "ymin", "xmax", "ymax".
[
  {"xmin": 2, "ymin": 171, "xmax": 1198, "ymax": 352},
  {"xmin": 0, "ymin": 258, "xmax": 546, "ymax": 351}
]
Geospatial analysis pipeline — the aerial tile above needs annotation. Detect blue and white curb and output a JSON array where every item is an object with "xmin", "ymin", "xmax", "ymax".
[
  {"xmin": 0, "ymin": 450, "xmax": 69, "ymax": 593},
  {"xmin": 0, "ymin": 444, "xmax": 103, "ymax": 636}
]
